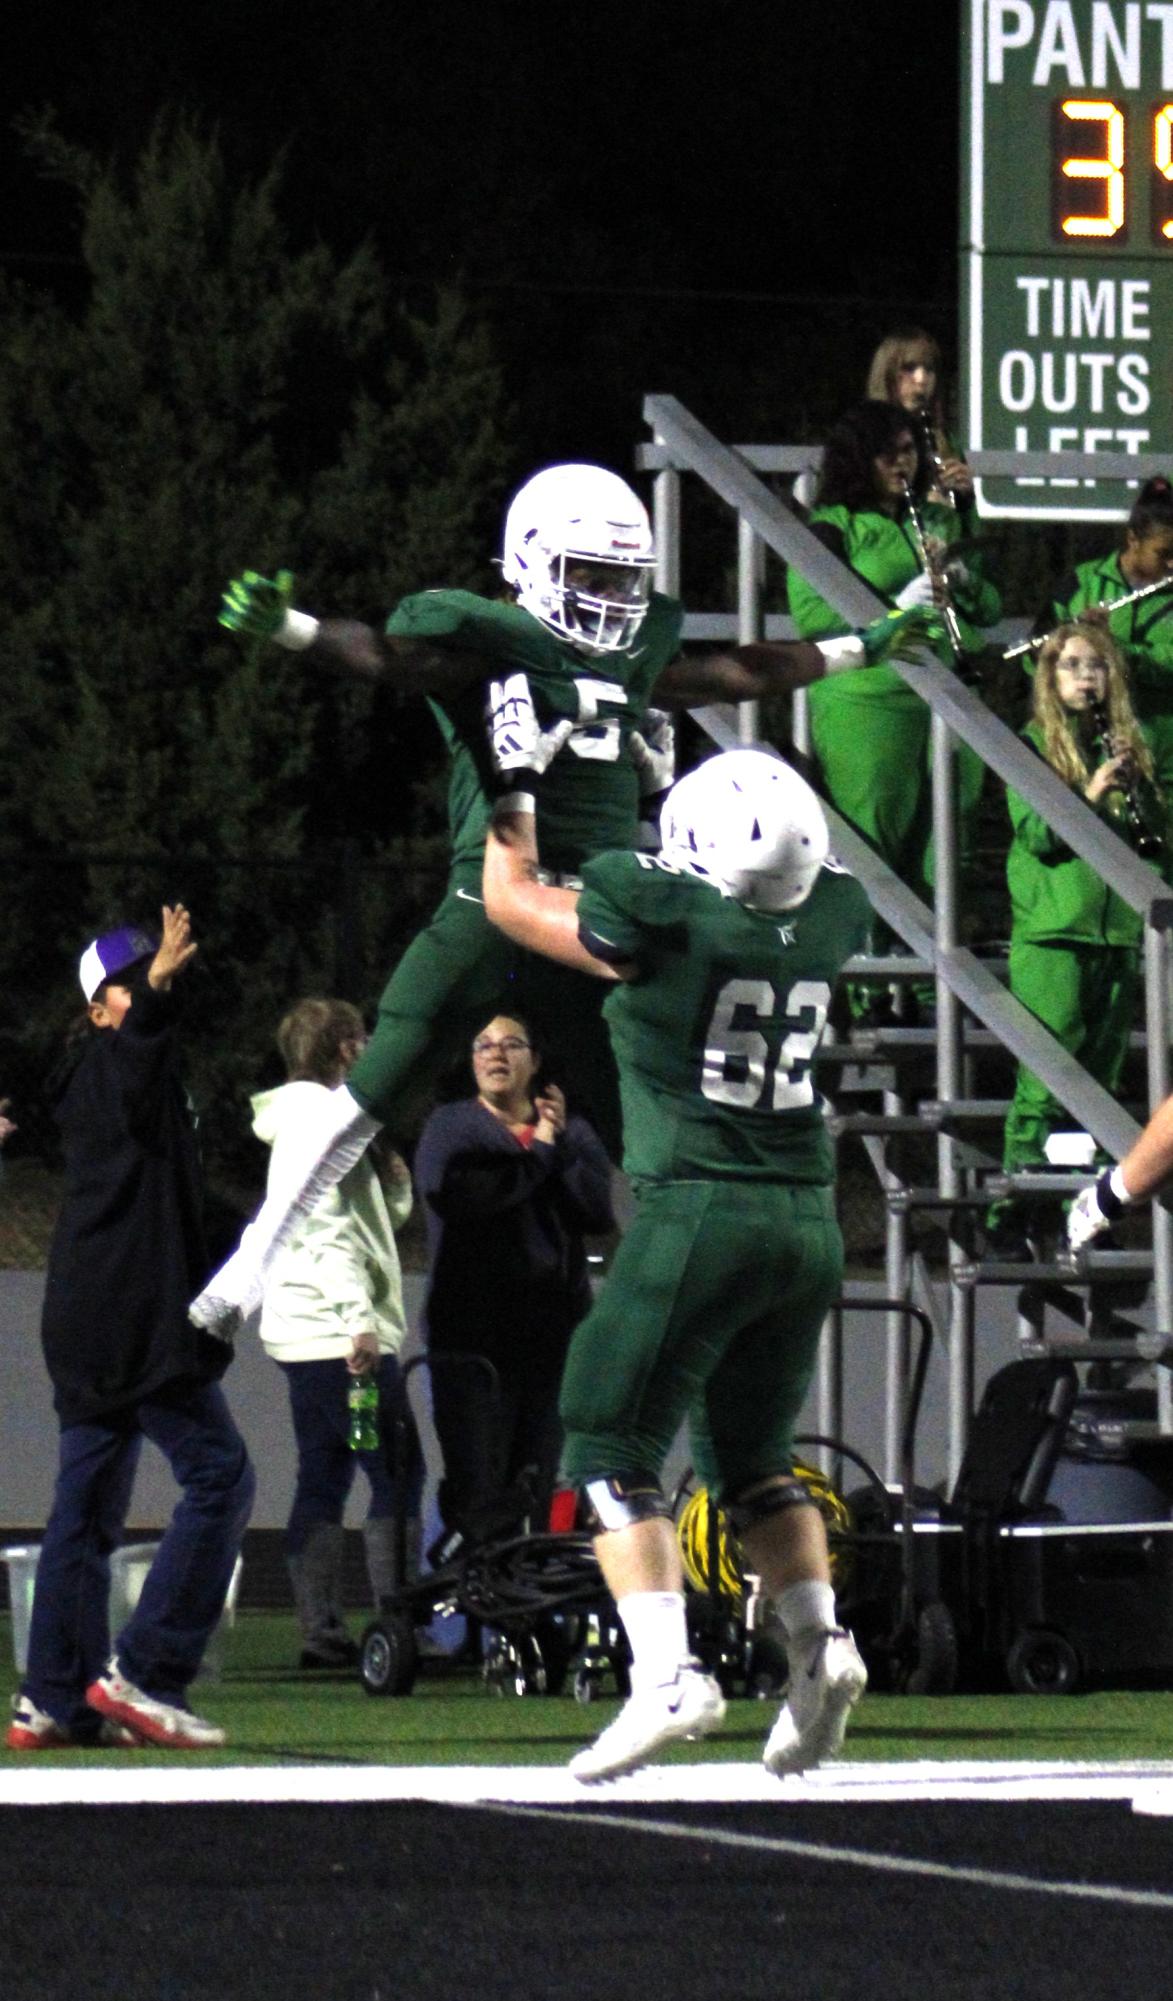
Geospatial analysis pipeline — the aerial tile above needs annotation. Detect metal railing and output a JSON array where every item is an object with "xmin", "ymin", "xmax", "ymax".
[{"xmin": 641, "ymin": 394, "xmax": 1173, "ymax": 1477}]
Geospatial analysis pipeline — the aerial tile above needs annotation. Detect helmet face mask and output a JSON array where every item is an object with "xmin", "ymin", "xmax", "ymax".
[
  {"xmin": 660, "ymin": 749, "xmax": 830, "ymax": 913},
  {"xmin": 501, "ymin": 464, "xmax": 655, "ymax": 655}
]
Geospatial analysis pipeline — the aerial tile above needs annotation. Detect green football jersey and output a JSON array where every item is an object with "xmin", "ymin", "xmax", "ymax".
[
  {"xmin": 385, "ymin": 589, "xmax": 684, "ymax": 884},
  {"xmin": 576, "ymin": 849, "xmax": 871, "ymax": 1183}
]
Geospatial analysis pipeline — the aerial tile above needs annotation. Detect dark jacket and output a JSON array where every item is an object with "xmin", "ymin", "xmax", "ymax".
[
  {"xmin": 415, "ymin": 1099, "xmax": 614, "ymax": 1370},
  {"xmin": 40, "ymin": 975, "xmax": 228, "ymax": 1424}
]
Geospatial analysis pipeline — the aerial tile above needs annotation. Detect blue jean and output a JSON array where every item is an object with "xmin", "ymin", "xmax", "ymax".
[
  {"xmin": 278, "ymin": 1355, "xmax": 422, "ymax": 1555},
  {"xmin": 23, "ymin": 1380, "xmax": 255, "ymax": 1730}
]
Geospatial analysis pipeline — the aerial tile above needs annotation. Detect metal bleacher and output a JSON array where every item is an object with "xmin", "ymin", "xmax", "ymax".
[{"xmin": 639, "ymin": 394, "xmax": 1173, "ymax": 1487}]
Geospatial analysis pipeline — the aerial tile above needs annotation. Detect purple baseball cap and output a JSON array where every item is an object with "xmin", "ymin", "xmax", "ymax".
[{"xmin": 78, "ymin": 926, "xmax": 158, "ymax": 1002}]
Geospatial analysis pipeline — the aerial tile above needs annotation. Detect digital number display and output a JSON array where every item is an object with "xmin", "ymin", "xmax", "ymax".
[
  {"xmin": 1052, "ymin": 98, "xmax": 1173, "ymax": 244},
  {"xmin": 1053, "ymin": 98, "xmax": 1126, "ymax": 240},
  {"xmin": 1154, "ymin": 105, "xmax": 1173, "ymax": 243},
  {"xmin": 964, "ymin": 2, "xmax": 1173, "ymax": 521}
]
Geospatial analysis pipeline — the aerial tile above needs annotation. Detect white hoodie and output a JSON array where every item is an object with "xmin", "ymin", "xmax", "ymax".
[{"xmin": 250, "ymin": 1081, "xmax": 412, "ymax": 1362}]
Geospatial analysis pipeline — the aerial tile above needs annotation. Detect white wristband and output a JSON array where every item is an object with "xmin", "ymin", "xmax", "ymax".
[
  {"xmin": 1108, "ymin": 1164, "xmax": 1132, "ymax": 1206},
  {"xmin": 496, "ymin": 790, "xmax": 536, "ymax": 816},
  {"xmin": 275, "ymin": 608, "xmax": 321, "ymax": 652},
  {"xmin": 817, "ymin": 635, "xmax": 866, "ymax": 675}
]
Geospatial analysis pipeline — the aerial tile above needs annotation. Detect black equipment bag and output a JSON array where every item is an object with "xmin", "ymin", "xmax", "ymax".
[{"xmin": 950, "ymin": 1358, "xmax": 1079, "ymax": 1520}]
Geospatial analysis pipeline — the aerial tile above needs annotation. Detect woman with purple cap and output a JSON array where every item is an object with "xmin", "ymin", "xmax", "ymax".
[{"xmin": 6, "ymin": 905, "xmax": 255, "ymax": 1752}]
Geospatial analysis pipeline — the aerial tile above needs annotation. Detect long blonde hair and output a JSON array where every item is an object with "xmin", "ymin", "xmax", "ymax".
[
  {"xmin": 1032, "ymin": 622, "xmax": 1153, "ymax": 789},
  {"xmin": 865, "ymin": 328, "xmax": 943, "ymax": 409}
]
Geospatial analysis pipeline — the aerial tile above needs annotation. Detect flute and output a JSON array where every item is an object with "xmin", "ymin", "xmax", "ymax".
[{"xmin": 1003, "ymin": 573, "xmax": 1173, "ymax": 661}]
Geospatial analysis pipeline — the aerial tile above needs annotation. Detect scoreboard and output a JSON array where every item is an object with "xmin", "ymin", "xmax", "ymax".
[{"xmin": 962, "ymin": 0, "xmax": 1173, "ymax": 519}]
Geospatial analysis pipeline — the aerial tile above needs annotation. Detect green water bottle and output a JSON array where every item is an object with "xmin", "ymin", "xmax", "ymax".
[{"xmin": 348, "ymin": 1374, "xmax": 380, "ymax": 1453}]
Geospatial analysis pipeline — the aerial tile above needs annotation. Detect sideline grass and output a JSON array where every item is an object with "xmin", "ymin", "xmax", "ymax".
[{"xmin": 3, "ymin": 1611, "xmax": 1173, "ymax": 1770}]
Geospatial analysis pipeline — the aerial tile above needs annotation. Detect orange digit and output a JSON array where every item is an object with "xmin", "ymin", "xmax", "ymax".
[
  {"xmin": 1056, "ymin": 98, "xmax": 1126, "ymax": 239},
  {"xmin": 1154, "ymin": 105, "xmax": 1173, "ymax": 242}
]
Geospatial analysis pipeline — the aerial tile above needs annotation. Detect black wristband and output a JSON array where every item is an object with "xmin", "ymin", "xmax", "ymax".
[
  {"xmin": 492, "ymin": 768, "xmax": 545, "ymax": 807},
  {"xmin": 1096, "ymin": 1168, "xmax": 1124, "ymax": 1222}
]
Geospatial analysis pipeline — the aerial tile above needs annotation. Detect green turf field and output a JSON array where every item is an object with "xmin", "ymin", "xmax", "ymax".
[{"xmin": 3, "ymin": 1610, "xmax": 1173, "ymax": 1769}]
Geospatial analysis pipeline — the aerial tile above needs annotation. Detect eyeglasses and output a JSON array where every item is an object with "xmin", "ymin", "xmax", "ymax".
[{"xmin": 472, "ymin": 1036, "xmax": 531, "ymax": 1057}]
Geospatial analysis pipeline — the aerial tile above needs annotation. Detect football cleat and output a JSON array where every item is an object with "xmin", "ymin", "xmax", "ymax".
[
  {"xmin": 763, "ymin": 1627, "xmax": 867, "ymax": 1777},
  {"xmin": 570, "ymin": 1660, "xmax": 726, "ymax": 1783}
]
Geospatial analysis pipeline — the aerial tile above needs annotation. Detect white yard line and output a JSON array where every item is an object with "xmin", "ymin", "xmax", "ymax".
[
  {"xmin": 481, "ymin": 1799, "xmax": 1173, "ymax": 1912},
  {"xmin": 2, "ymin": 1757, "xmax": 1173, "ymax": 1811}
]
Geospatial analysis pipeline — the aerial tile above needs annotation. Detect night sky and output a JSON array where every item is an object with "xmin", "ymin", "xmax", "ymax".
[{"xmin": 0, "ymin": 2, "xmax": 961, "ymax": 469}]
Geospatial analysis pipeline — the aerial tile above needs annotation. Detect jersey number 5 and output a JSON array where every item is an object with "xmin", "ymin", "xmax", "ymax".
[{"xmin": 701, "ymin": 978, "xmax": 831, "ymax": 1111}]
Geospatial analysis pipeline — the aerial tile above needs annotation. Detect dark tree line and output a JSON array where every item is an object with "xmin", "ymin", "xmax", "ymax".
[{"xmin": 0, "ymin": 115, "xmax": 514, "ymax": 1189}]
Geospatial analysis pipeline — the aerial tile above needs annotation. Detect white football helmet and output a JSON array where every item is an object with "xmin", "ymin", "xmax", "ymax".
[
  {"xmin": 660, "ymin": 749, "xmax": 829, "ymax": 912},
  {"xmin": 501, "ymin": 463, "xmax": 655, "ymax": 655}
]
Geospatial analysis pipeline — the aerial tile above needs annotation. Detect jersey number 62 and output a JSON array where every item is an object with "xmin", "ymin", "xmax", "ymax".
[{"xmin": 701, "ymin": 978, "xmax": 831, "ymax": 1112}]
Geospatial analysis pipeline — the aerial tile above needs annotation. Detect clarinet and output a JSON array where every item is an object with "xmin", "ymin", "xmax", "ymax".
[
  {"xmin": 901, "ymin": 482, "xmax": 967, "ymax": 667},
  {"xmin": 1089, "ymin": 700, "xmax": 1166, "ymax": 861},
  {"xmin": 911, "ymin": 403, "xmax": 958, "ymax": 512}
]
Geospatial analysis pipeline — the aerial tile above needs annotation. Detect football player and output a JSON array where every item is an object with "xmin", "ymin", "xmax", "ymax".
[
  {"xmin": 193, "ymin": 462, "xmax": 925, "ymax": 1337},
  {"xmin": 482, "ymin": 741, "xmax": 871, "ymax": 1782}
]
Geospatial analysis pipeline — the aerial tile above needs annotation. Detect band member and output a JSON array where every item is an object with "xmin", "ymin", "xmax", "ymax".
[
  {"xmin": 988, "ymin": 625, "xmax": 1164, "ymax": 1258},
  {"xmin": 865, "ymin": 326, "xmax": 975, "ymax": 516},
  {"xmin": 787, "ymin": 400, "xmax": 999, "ymax": 1017},
  {"xmin": 1030, "ymin": 478, "xmax": 1173, "ymax": 801}
]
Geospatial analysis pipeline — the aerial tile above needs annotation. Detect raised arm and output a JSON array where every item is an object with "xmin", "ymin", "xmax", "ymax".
[
  {"xmin": 648, "ymin": 609, "xmax": 940, "ymax": 708},
  {"xmin": 651, "ymin": 641, "xmax": 829, "ymax": 705},
  {"xmin": 219, "ymin": 569, "xmax": 485, "ymax": 694}
]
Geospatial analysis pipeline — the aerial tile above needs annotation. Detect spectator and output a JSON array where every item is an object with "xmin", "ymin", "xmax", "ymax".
[
  {"xmin": 414, "ymin": 1008, "xmax": 614, "ymax": 1546},
  {"xmin": 988, "ymin": 625, "xmax": 1164, "ymax": 1258},
  {"xmin": 252, "ymin": 997, "xmax": 421, "ymax": 1669},
  {"xmin": 6, "ymin": 908, "xmax": 254, "ymax": 1752}
]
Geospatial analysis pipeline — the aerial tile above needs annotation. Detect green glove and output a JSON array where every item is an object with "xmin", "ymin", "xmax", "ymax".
[
  {"xmin": 219, "ymin": 568, "xmax": 295, "ymax": 641},
  {"xmin": 861, "ymin": 606, "xmax": 944, "ymax": 664}
]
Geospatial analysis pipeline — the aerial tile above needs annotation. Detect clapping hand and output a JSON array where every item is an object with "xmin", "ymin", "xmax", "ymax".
[{"xmin": 534, "ymin": 1082, "xmax": 567, "ymax": 1143}]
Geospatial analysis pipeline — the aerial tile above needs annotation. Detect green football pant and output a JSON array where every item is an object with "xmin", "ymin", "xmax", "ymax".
[
  {"xmin": 559, "ymin": 1179, "xmax": 842, "ymax": 1503},
  {"xmin": 1002, "ymin": 938, "xmax": 1137, "ymax": 1172},
  {"xmin": 346, "ymin": 888, "xmax": 623, "ymax": 1154}
]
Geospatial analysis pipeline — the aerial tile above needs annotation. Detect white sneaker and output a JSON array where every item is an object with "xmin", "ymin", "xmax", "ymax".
[
  {"xmin": 5, "ymin": 1693, "xmax": 138, "ymax": 1751},
  {"xmin": 85, "ymin": 1658, "xmax": 226, "ymax": 1749},
  {"xmin": 762, "ymin": 1628, "xmax": 867, "ymax": 1777},
  {"xmin": 570, "ymin": 1661, "xmax": 726, "ymax": 1783}
]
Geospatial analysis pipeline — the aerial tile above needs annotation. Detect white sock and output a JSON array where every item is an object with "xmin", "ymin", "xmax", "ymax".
[
  {"xmin": 617, "ymin": 1591, "xmax": 690, "ymax": 1696},
  {"xmin": 777, "ymin": 1579, "xmax": 837, "ymax": 1649}
]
